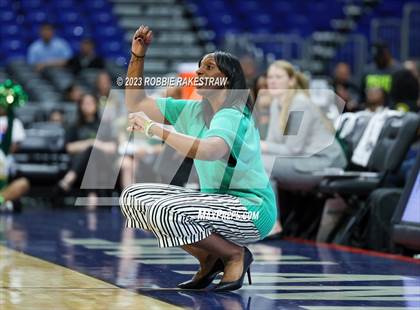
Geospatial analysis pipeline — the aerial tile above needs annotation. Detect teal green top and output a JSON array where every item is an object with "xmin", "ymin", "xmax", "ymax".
[{"xmin": 155, "ymin": 97, "xmax": 277, "ymax": 238}]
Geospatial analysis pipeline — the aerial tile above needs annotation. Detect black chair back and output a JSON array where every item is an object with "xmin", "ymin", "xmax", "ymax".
[
  {"xmin": 347, "ymin": 114, "xmax": 372, "ymax": 156},
  {"xmin": 368, "ymin": 112, "xmax": 419, "ymax": 173}
]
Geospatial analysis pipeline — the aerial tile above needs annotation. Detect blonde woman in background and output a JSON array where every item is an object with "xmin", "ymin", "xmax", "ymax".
[{"xmin": 261, "ymin": 60, "xmax": 347, "ymax": 237}]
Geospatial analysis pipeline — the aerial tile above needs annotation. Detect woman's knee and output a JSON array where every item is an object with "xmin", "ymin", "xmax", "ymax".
[
  {"xmin": 146, "ymin": 200, "xmax": 178, "ymax": 231},
  {"xmin": 119, "ymin": 183, "xmax": 139, "ymax": 211},
  {"xmin": 119, "ymin": 183, "xmax": 158, "ymax": 212}
]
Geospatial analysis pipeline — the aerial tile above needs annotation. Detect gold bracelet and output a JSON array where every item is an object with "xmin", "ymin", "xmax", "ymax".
[{"xmin": 144, "ymin": 120, "xmax": 156, "ymax": 138}]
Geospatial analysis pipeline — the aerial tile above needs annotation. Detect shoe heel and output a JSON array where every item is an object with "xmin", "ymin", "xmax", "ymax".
[{"xmin": 247, "ymin": 268, "xmax": 252, "ymax": 285}]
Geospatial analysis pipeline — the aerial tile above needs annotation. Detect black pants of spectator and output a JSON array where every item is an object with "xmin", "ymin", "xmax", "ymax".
[{"xmin": 70, "ymin": 146, "xmax": 117, "ymax": 189}]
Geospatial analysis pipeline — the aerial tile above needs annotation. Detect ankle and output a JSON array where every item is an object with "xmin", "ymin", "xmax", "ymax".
[
  {"xmin": 199, "ymin": 254, "xmax": 217, "ymax": 268},
  {"xmin": 224, "ymin": 247, "xmax": 244, "ymax": 263}
]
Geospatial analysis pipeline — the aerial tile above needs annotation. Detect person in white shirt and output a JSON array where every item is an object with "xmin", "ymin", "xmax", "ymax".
[
  {"xmin": 0, "ymin": 107, "xmax": 29, "ymax": 212},
  {"xmin": 0, "ymin": 111, "xmax": 25, "ymax": 153}
]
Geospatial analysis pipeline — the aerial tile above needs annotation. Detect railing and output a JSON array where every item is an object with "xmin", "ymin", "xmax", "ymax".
[
  {"xmin": 370, "ymin": 18, "xmax": 402, "ymax": 59},
  {"xmin": 401, "ymin": 2, "xmax": 420, "ymax": 60},
  {"xmin": 243, "ymin": 33, "xmax": 304, "ymax": 62},
  {"xmin": 223, "ymin": 33, "xmax": 305, "ymax": 70},
  {"xmin": 222, "ymin": 2, "xmax": 418, "ymax": 75},
  {"xmin": 334, "ymin": 34, "xmax": 368, "ymax": 81}
]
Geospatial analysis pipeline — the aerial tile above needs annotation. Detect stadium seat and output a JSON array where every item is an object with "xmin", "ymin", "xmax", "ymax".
[
  {"xmin": 320, "ymin": 113, "xmax": 419, "ymax": 195},
  {"xmin": 0, "ymin": 9, "xmax": 15, "ymax": 23},
  {"xmin": 319, "ymin": 112, "xmax": 420, "ymax": 244},
  {"xmin": 25, "ymin": 11, "xmax": 50, "ymax": 24},
  {"xmin": 12, "ymin": 122, "xmax": 69, "ymax": 184},
  {"xmin": 50, "ymin": 0, "xmax": 75, "ymax": 10},
  {"xmin": 56, "ymin": 11, "xmax": 82, "ymax": 24},
  {"xmin": 90, "ymin": 12, "xmax": 115, "ymax": 24},
  {"xmin": 18, "ymin": 128, "xmax": 65, "ymax": 153},
  {"xmin": 336, "ymin": 113, "xmax": 373, "ymax": 162},
  {"xmin": 42, "ymin": 67, "xmax": 75, "ymax": 94},
  {"xmin": 19, "ymin": 0, "xmax": 43, "ymax": 10},
  {"xmin": 14, "ymin": 105, "xmax": 46, "ymax": 127},
  {"xmin": 0, "ymin": 0, "xmax": 10, "ymax": 9},
  {"xmin": 1, "ymin": 39, "xmax": 25, "ymax": 60},
  {"xmin": 0, "ymin": 25, "xmax": 21, "ymax": 43}
]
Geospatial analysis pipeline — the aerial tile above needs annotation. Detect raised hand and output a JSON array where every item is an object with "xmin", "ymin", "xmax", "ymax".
[{"xmin": 131, "ymin": 25, "xmax": 153, "ymax": 57}]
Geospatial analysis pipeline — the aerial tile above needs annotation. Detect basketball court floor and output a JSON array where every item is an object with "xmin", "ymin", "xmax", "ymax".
[{"xmin": 1, "ymin": 206, "xmax": 420, "ymax": 309}]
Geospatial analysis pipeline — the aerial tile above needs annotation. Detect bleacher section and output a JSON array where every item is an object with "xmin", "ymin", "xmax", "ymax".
[
  {"xmin": 0, "ymin": 0, "xmax": 127, "ymax": 64},
  {"xmin": 1, "ymin": 0, "xmax": 214, "ymax": 100},
  {"xmin": 2, "ymin": 0, "xmax": 418, "ymax": 91},
  {"xmin": 188, "ymin": 0, "xmax": 419, "ymax": 77},
  {"xmin": 110, "ymin": 0, "xmax": 212, "ymax": 75}
]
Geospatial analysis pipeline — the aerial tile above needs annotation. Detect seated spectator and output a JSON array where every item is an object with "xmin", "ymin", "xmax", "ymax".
[
  {"xmin": 403, "ymin": 59, "xmax": 420, "ymax": 79},
  {"xmin": 65, "ymin": 83, "xmax": 84, "ymax": 104},
  {"xmin": 27, "ymin": 23, "xmax": 73, "ymax": 71},
  {"xmin": 403, "ymin": 60, "xmax": 420, "ymax": 111},
  {"xmin": 404, "ymin": 60, "xmax": 420, "ymax": 110},
  {"xmin": 49, "ymin": 108, "xmax": 65, "ymax": 125},
  {"xmin": 261, "ymin": 60, "xmax": 347, "ymax": 190},
  {"xmin": 318, "ymin": 87, "xmax": 413, "ymax": 241},
  {"xmin": 239, "ymin": 54, "xmax": 258, "ymax": 86},
  {"xmin": 0, "ymin": 107, "xmax": 25, "ymax": 154},
  {"xmin": 336, "ymin": 87, "xmax": 388, "ymax": 160},
  {"xmin": 67, "ymin": 38, "xmax": 105, "ymax": 75},
  {"xmin": 360, "ymin": 42, "xmax": 402, "ymax": 104},
  {"xmin": 260, "ymin": 61, "xmax": 347, "ymax": 239},
  {"xmin": 331, "ymin": 62, "xmax": 360, "ymax": 112},
  {"xmin": 96, "ymin": 71, "xmax": 118, "ymax": 104},
  {"xmin": 0, "ymin": 164, "xmax": 30, "ymax": 213},
  {"xmin": 0, "ymin": 107, "xmax": 30, "ymax": 212},
  {"xmin": 55, "ymin": 94, "xmax": 117, "ymax": 206},
  {"xmin": 96, "ymin": 71, "xmax": 112, "ymax": 103},
  {"xmin": 95, "ymin": 71, "xmax": 126, "ymax": 122},
  {"xmin": 365, "ymin": 87, "xmax": 388, "ymax": 112},
  {"xmin": 252, "ymin": 73, "xmax": 272, "ymax": 139},
  {"xmin": 390, "ymin": 69, "xmax": 419, "ymax": 112}
]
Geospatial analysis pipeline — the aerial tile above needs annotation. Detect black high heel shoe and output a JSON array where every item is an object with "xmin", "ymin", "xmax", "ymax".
[
  {"xmin": 177, "ymin": 258, "xmax": 224, "ymax": 289},
  {"xmin": 213, "ymin": 247, "xmax": 253, "ymax": 292}
]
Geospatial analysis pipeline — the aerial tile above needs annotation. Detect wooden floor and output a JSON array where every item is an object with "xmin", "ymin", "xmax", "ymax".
[
  {"xmin": 0, "ymin": 246, "xmax": 181, "ymax": 309},
  {"xmin": 1, "ymin": 206, "xmax": 420, "ymax": 309}
]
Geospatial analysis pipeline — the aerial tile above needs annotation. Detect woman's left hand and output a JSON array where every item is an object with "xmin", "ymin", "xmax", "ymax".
[{"xmin": 127, "ymin": 111, "xmax": 151, "ymax": 132}]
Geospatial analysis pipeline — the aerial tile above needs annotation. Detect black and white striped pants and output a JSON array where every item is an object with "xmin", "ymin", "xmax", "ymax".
[{"xmin": 119, "ymin": 183, "xmax": 260, "ymax": 248}]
